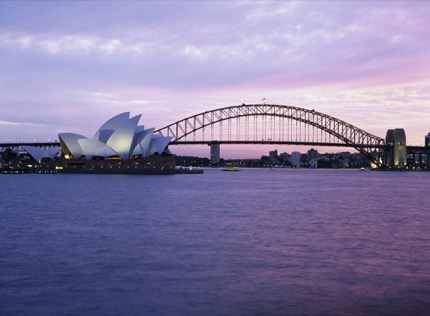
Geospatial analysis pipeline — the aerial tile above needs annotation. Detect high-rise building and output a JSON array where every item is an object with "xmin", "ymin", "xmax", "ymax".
[
  {"xmin": 269, "ymin": 150, "xmax": 278, "ymax": 160},
  {"xmin": 210, "ymin": 142, "xmax": 220, "ymax": 164}
]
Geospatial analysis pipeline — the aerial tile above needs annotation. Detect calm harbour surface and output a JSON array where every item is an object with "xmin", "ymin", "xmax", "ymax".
[{"xmin": 1, "ymin": 168, "xmax": 430, "ymax": 316}]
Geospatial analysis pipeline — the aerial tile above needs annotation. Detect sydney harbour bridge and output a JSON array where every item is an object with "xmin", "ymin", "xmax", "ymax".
[
  {"xmin": 155, "ymin": 104, "xmax": 385, "ymax": 165},
  {"xmin": 2, "ymin": 103, "xmax": 423, "ymax": 168}
]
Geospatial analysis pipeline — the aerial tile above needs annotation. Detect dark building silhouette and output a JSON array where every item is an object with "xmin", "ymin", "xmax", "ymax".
[
  {"xmin": 210, "ymin": 142, "xmax": 220, "ymax": 164},
  {"xmin": 425, "ymin": 132, "xmax": 430, "ymax": 148},
  {"xmin": 406, "ymin": 132, "xmax": 430, "ymax": 171}
]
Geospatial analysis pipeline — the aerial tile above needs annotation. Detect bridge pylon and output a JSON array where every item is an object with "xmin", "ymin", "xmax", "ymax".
[{"xmin": 383, "ymin": 129, "xmax": 407, "ymax": 170}]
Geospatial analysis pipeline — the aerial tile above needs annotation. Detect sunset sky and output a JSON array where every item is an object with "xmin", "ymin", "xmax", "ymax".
[{"xmin": 1, "ymin": 1, "xmax": 429, "ymax": 158}]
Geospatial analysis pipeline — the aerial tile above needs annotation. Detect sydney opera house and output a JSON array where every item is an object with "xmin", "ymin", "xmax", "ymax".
[{"xmin": 55, "ymin": 112, "xmax": 176, "ymax": 174}]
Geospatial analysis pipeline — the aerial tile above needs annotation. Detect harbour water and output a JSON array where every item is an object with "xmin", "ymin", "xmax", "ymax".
[{"xmin": 1, "ymin": 169, "xmax": 430, "ymax": 315}]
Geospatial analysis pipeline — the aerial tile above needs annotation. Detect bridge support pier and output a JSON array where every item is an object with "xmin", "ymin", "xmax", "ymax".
[
  {"xmin": 209, "ymin": 142, "xmax": 220, "ymax": 165},
  {"xmin": 383, "ymin": 129, "xmax": 406, "ymax": 169}
]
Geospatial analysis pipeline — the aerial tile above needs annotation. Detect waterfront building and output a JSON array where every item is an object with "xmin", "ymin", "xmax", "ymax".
[
  {"xmin": 268, "ymin": 149, "xmax": 280, "ymax": 165},
  {"xmin": 290, "ymin": 151, "xmax": 301, "ymax": 168},
  {"xmin": 210, "ymin": 142, "xmax": 220, "ymax": 164},
  {"xmin": 269, "ymin": 150, "xmax": 278, "ymax": 160},
  {"xmin": 278, "ymin": 152, "xmax": 290, "ymax": 161},
  {"xmin": 406, "ymin": 146, "xmax": 430, "ymax": 171},
  {"xmin": 307, "ymin": 148, "xmax": 319, "ymax": 168},
  {"xmin": 425, "ymin": 132, "xmax": 430, "ymax": 148}
]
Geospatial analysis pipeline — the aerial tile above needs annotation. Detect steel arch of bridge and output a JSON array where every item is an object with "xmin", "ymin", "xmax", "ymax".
[{"xmin": 156, "ymin": 104, "xmax": 385, "ymax": 163}]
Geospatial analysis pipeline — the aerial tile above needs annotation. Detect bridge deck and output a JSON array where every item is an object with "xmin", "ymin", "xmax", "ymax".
[{"xmin": 170, "ymin": 141, "xmax": 385, "ymax": 148}]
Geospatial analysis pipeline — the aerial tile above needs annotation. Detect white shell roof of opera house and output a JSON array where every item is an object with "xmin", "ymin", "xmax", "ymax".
[{"xmin": 58, "ymin": 112, "xmax": 172, "ymax": 160}]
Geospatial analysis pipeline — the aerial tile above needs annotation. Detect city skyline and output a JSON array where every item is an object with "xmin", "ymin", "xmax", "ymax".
[{"xmin": 1, "ymin": 1, "xmax": 429, "ymax": 158}]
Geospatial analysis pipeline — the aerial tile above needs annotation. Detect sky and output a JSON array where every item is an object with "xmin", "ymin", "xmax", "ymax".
[{"xmin": 1, "ymin": 0, "xmax": 429, "ymax": 158}]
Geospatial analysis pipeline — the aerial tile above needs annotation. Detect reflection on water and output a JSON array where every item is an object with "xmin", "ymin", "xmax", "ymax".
[{"xmin": 1, "ymin": 169, "xmax": 430, "ymax": 315}]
